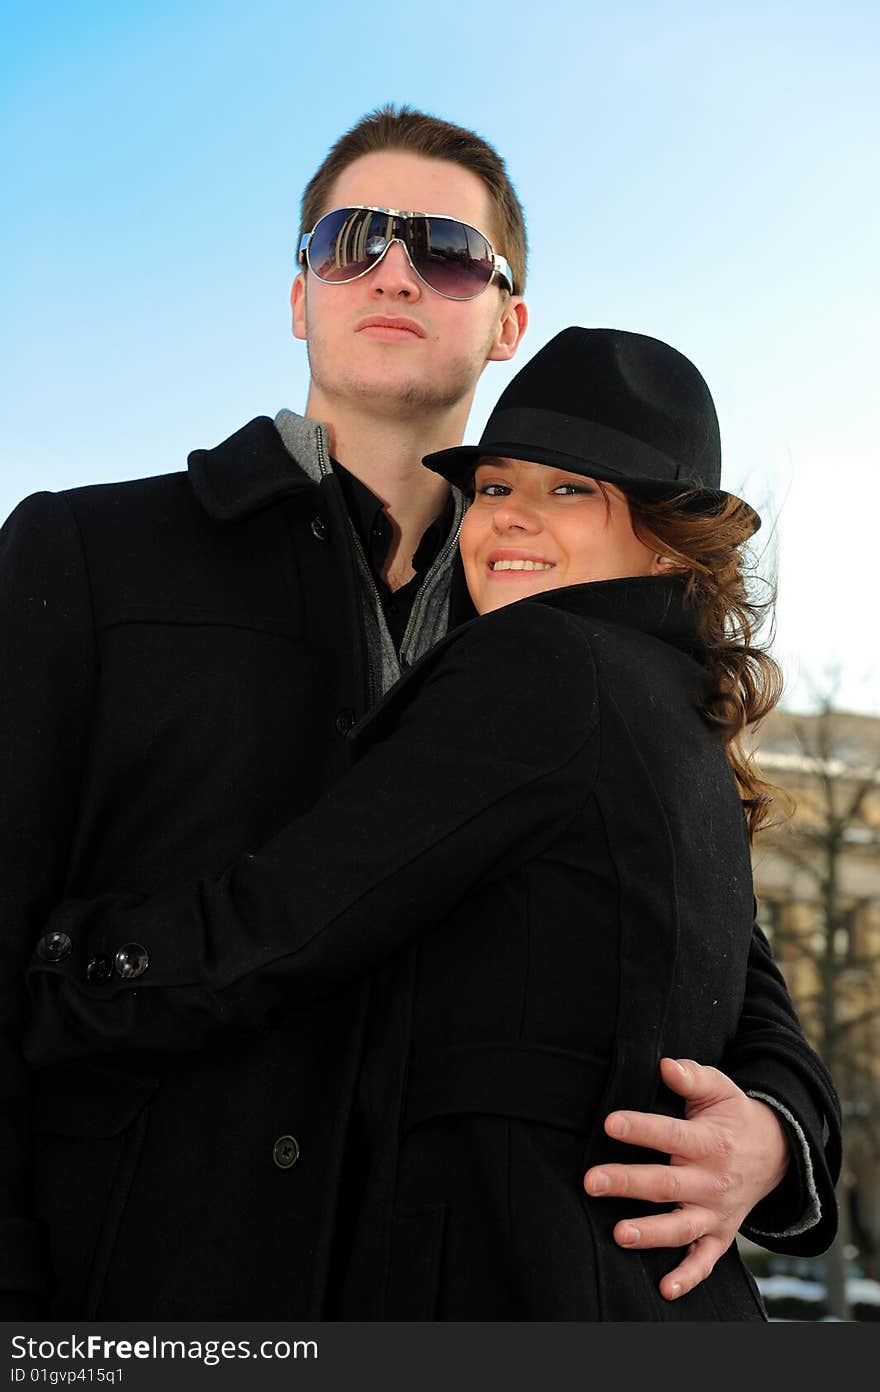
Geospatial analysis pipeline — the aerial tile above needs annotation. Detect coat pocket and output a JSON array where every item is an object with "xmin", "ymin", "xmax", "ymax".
[
  {"xmin": 385, "ymin": 1204, "xmax": 447, "ymax": 1320},
  {"xmin": 30, "ymin": 1063, "xmax": 159, "ymax": 1317}
]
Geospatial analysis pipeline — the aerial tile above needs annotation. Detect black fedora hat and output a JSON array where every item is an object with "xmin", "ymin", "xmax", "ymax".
[{"xmin": 423, "ymin": 326, "xmax": 760, "ymax": 533}]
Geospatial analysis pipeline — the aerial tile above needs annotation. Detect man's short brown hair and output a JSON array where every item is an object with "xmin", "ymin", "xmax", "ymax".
[{"xmin": 298, "ymin": 103, "xmax": 528, "ymax": 294}]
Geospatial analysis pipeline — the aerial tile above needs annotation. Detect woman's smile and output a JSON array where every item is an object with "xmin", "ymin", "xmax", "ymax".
[
  {"xmin": 460, "ymin": 457, "xmax": 661, "ymax": 615},
  {"xmin": 486, "ymin": 548, "xmax": 556, "ymax": 575}
]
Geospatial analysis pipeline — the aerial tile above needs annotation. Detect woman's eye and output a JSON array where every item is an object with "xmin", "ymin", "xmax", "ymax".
[
  {"xmin": 552, "ymin": 482, "xmax": 594, "ymax": 496},
  {"xmin": 477, "ymin": 483, "xmax": 511, "ymax": 497}
]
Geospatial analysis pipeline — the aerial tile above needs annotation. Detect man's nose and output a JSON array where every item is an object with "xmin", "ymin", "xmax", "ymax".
[{"xmin": 368, "ymin": 240, "xmax": 423, "ymax": 299}]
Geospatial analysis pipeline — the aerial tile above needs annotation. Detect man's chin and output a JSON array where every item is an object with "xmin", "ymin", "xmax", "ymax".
[
  {"xmin": 382, "ymin": 382, "xmax": 468, "ymax": 415},
  {"xmin": 333, "ymin": 370, "xmax": 475, "ymax": 417}
]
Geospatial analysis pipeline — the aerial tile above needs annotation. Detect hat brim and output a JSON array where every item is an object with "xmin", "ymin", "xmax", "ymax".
[{"xmin": 423, "ymin": 442, "xmax": 761, "ymax": 535}]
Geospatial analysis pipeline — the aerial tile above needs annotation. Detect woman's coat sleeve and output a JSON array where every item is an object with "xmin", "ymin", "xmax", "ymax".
[{"xmin": 24, "ymin": 604, "xmax": 600, "ymax": 1062}]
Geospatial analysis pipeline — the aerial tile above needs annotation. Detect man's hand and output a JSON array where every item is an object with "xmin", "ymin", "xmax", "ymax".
[{"xmin": 583, "ymin": 1057, "xmax": 790, "ymax": 1301}]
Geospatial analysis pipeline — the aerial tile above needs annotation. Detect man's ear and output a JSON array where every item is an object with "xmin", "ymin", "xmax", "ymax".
[
  {"xmin": 487, "ymin": 296, "xmax": 528, "ymax": 363},
  {"xmin": 291, "ymin": 273, "xmax": 307, "ymax": 341}
]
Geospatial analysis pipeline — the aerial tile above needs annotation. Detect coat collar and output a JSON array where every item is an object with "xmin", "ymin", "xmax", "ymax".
[
  {"xmin": 526, "ymin": 575, "xmax": 700, "ymax": 654},
  {"xmin": 350, "ymin": 576, "xmax": 701, "ymax": 760},
  {"xmin": 188, "ymin": 414, "xmax": 326, "ymax": 522}
]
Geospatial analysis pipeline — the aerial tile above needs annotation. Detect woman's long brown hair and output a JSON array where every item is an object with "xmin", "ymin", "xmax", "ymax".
[{"xmin": 619, "ymin": 486, "xmax": 787, "ymax": 842}]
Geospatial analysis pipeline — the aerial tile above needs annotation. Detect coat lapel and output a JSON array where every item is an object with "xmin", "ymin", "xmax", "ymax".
[{"xmin": 188, "ymin": 416, "xmax": 316, "ymax": 522}]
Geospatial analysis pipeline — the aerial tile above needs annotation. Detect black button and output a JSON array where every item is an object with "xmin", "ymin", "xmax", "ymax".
[
  {"xmin": 272, "ymin": 1135, "xmax": 300, "ymax": 1169},
  {"xmin": 114, "ymin": 943, "xmax": 150, "ymax": 979},
  {"xmin": 36, "ymin": 931, "xmax": 72, "ymax": 963},
  {"xmin": 86, "ymin": 954, "xmax": 114, "ymax": 984},
  {"xmin": 335, "ymin": 708, "xmax": 355, "ymax": 735},
  {"xmin": 310, "ymin": 517, "xmax": 328, "ymax": 542}
]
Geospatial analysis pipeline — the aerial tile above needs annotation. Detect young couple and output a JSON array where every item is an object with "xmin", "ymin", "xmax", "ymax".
[{"xmin": 4, "ymin": 104, "xmax": 840, "ymax": 1320}]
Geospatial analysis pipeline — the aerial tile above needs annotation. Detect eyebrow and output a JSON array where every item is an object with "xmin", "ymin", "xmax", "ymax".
[{"xmin": 476, "ymin": 456, "xmax": 513, "ymax": 469}]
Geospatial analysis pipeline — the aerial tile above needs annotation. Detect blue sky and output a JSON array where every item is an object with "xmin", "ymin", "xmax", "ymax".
[{"xmin": 2, "ymin": 0, "xmax": 878, "ymax": 712}]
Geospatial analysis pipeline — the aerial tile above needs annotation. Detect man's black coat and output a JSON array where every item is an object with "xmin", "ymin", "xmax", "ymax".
[{"xmin": 2, "ymin": 418, "xmax": 840, "ymax": 1319}]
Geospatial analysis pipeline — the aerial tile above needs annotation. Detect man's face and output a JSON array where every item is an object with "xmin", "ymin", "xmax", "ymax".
[{"xmin": 291, "ymin": 150, "xmax": 527, "ymax": 420}]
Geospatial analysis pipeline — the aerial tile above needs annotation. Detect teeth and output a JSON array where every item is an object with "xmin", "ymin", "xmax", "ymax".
[{"xmin": 490, "ymin": 559, "xmax": 553, "ymax": 572}]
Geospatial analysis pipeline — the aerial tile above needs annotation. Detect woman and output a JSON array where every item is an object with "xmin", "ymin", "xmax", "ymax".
[{"xmin": 25, "ymin": 328, "xmax": 840, "ymax": 1320}]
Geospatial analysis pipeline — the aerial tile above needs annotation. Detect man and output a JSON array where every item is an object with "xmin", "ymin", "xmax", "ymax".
[{"xmin": 1, "ymin": 105, "xmax": 839, "ymax": 1319}]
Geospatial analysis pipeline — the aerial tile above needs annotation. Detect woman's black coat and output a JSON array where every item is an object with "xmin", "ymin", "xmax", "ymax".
[{"xmin": 26, "ymin": 576, "xmax": 842, "ymax": 1321}]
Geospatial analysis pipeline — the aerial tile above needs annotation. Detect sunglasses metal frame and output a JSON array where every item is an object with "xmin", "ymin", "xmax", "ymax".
[{"xmin": 297, "ymin": 205, "xmax": 514, "ymax": 300}]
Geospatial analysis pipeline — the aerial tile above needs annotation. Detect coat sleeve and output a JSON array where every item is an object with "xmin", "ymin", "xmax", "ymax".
[
  {"xmin": 0, "ymin": 492, "xmax": 96, "ymax": 1317},
  {"xmin": 724, "ymin": 919, "xmax": 842, "ymax": 1256},
  {"xmin": 24, "ymin": 603, "xmax": 600, "ymax": 1062}
]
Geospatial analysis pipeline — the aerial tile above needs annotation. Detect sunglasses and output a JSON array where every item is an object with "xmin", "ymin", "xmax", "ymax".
[{"xmin": 297, "ymin": 205, "xmax": 515, "ymax": 300}]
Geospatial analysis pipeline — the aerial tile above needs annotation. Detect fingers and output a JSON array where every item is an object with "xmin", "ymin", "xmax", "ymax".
[
  {"xmin": 610, "ymin": 1206, "xmax": 725, "ymax": 1254},
  {"xmin": 656, "ymin": 1234, "xmax": 728, "ymax": 1302},
  {"xmin": 658, "ymin": 1056, "xmax": 740, "ymax": 1108},
  {"xmin": 609, "ymin": 1211, "xmax": 734, "ymax": 1300},
  {"xmin": 583, "ymin": 1158, "xmax": 738, "ymax": 1242},
  {"xmin": 601, "ymin": 1106, "xmax": 733, "ymax": 1163},
  {"xmin": 582, "ymin": 1058, "xmax": 750, "ymax": 1302},
  {"xmin": 587, "ymin": 1158, "xmax": 704, "ymax": 1202},
  {"xmin": 596, "ymin": 1060, "xmax": 748, "ymax": 1162}
]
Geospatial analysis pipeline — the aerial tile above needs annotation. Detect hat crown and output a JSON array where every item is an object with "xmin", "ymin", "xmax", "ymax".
[
  {"xmin": 483, "ymin": 326, "xmax": 721, "ymax": 489},
  {"xmin": 422, "ymin": 324, "xmax": 759, "ymax": 534}
]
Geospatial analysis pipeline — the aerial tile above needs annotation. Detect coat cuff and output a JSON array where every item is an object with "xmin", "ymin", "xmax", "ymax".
[{"xmin": 742, "ymin": 1090, "xmax": 821, "ymax": 1238}]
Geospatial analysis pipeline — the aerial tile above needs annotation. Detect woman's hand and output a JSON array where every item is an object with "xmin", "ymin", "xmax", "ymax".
[{"xmin": 582, "ymin": 1057, "xmax": 790, "ymax": 1300}]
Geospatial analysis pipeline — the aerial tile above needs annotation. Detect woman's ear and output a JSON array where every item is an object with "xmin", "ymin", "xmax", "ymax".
[{"xmin": 652, "ymin": 554, "xmax": 678, "ymax": 574}]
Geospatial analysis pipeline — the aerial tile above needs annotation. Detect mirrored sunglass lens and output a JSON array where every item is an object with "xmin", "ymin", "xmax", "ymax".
[
  {"xmin": 308, "ymin": 208, "xmax": 388, "ymax": 282},
  {"xmin": 413, "ymin": 219, "xmax": 495, "ymax": 297},
  {"xmin": 307, "ymin": 210, "xmax": 496, "ymax": 296}
]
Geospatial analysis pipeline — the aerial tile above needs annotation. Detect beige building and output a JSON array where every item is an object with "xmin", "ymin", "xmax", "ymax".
[{"xmin": 748, "ymin": 706, "xmax": 880, "ymax": 1277}]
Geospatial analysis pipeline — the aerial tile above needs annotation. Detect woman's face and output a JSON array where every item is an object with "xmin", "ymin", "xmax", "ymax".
[{"xmin": 460, "ymin": 456, "xmax": 663, "ymax": 616}]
